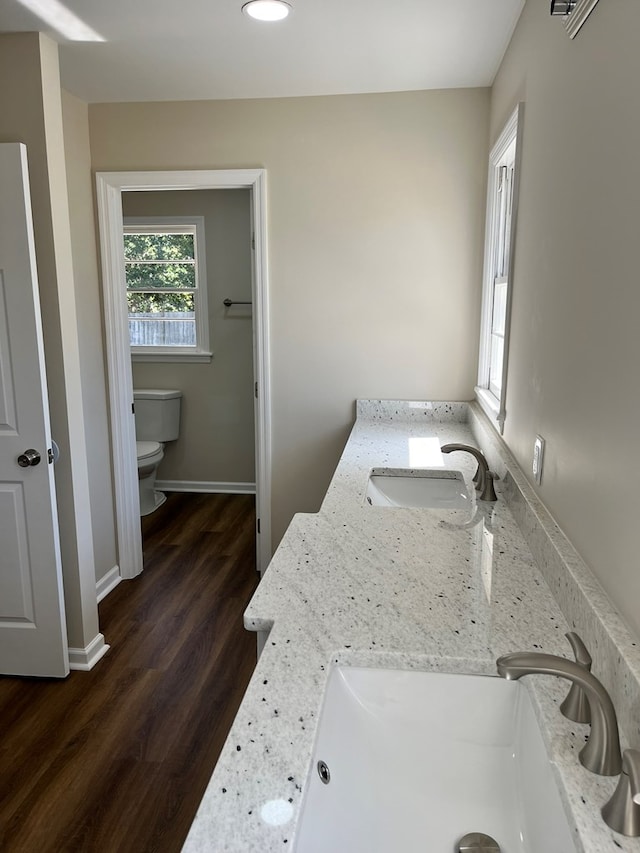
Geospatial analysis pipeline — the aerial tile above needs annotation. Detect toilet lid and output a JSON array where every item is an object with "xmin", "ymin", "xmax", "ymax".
[{"xmin": 136, "ymin": 440, "xmax": 162, "ymax": 462}]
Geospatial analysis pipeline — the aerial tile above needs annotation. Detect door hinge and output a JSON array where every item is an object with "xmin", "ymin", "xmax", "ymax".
[
  {"xmin": 251, "ymin": 232, "xmax": 255, "ymax": 251},
  {"xmin": 257, "ymin": 517, "xmax": 261, "ymax": 534},
  {"xmin": 255, "ymin": 381, "xmax": 258, "ymax": 399},
  {"xmin": 132, "ymin": 402, "xmax": 135, "ymax": 415}
]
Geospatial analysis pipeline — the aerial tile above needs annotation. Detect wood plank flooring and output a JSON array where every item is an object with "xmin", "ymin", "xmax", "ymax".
[{"xmin": 0, "ymin": 493, "xmax": 259, "ymax": 853}]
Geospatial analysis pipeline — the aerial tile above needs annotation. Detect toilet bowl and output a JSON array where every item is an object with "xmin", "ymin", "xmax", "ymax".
[
  {"xmin": 133, "ymin": 389, "xmax": 182, "ymax": 517},
  {"xmin": 136, "ymin": 440, "xmax": 166, "ymax": 516}
]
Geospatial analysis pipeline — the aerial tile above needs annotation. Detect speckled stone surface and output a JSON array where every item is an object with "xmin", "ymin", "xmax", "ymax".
[
  {"xmin": 355, "ymin": 399, "xmax": 468, "ymax": 423},
  {"xmin": 182, "ymin": 401, "xmax": 640, "ymax": 852}
]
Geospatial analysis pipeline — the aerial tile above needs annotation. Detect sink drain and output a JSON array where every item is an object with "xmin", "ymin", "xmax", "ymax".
[
  {"xmin": 456, "ymin": 832, "xmax": 500, "ymax": 852},
  {"xmin": 316, "ymin": 760, "xmax": 330, "ymax": 784}
]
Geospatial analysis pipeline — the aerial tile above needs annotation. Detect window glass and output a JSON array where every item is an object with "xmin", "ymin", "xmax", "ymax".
[
  {"xmin": 476, "ymin": 104, "xmax": 523, "ymax": 432},
  {"xmin": 123, "ymin": 218, "xmax": 210, "ymax": 359}
]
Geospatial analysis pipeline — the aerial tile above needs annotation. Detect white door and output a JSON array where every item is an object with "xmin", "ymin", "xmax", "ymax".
[{"xmin": 0, "ymin": 143, "xmax": 69, "ymax": 677}]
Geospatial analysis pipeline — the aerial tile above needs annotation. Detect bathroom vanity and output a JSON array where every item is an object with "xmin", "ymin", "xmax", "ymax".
[{"xmin": 183, "ymin": 401, "xmax": 640, "ymax": 852}]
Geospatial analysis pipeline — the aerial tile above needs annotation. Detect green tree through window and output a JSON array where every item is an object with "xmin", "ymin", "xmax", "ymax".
[{"xmin": 123, "ymin": 219, "xmax": 209, "ymax": 355}]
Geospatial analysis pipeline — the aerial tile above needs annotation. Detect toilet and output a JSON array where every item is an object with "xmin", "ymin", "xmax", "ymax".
[{"xmin": 134, "ymin": 389, "xmax": 182, "ymax": 516}]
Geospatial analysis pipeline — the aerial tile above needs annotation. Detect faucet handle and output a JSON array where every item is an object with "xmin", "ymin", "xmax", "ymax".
[
  {"xmin": 478, "ymin": 470, "xmax": 498, "ymax": 502},
  {"xmin": 560, "ymin": 632, "xmax": 592, "ymax": 723},
  {"xmin": 602, "ymin": 749, "xmax": 640, "ymax": 836}
]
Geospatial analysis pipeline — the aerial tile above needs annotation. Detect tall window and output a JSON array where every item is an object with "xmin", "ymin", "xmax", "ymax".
[
  {"xmin": 123, "ymin": 216, "xmax": 211, "ymax": 362},
  {"xmin": 476, "ymin": 105, "xmax": 523, "ymax": 432}
]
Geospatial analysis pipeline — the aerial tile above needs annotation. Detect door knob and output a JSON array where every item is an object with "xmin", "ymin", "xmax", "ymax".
[{"xmin": 17, "ymin": 449, "xmax": 41, "ymax": 467}]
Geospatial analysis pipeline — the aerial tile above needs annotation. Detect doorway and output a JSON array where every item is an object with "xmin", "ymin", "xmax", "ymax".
[{"xmin": 96, "ymin": 170, "xmax": 271, "ymax": 579}]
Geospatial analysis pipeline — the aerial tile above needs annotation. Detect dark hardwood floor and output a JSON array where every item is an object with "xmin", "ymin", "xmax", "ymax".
[{"xmin": 0, "ymin": 493, "xmax": 259, "ymax": 853}]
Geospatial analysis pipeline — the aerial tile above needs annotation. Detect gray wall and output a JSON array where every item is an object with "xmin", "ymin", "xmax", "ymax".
[
  {"xmin": 0, "ymin": 34, "xmax": 100, "ymax": 648},
  {"xmin": 123, "ymin": 189, "xmax": 255, "ymax": 487},
  {"xmin": 490, "ymin": 0, "xmax": 640, "ymax": 638},
  {"xmin": 89, "ymin": 88, "xmax": 491, "ymax": 545},
  {"xmin": 24, "ymin": 1, "xmax": 640, "ymax": 652},
  {"xmin": 62, "ymin": 90, "xmax": 117, "ymax": 585}
]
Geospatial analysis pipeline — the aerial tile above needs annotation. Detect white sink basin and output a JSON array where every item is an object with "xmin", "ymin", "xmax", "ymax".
[
  {"xmin": 295, "ymin": 667, "xmax": 575, "ymax": 853},
  {"xmin": 366, "ymin": 468, "xmax": 470, "ymax": 509}
]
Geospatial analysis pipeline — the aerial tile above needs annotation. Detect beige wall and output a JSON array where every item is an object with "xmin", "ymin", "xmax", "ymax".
[
  {"xmin": 89, "ymin": 89, "xmax": 490, "ymax": 543},
  {"xmin": 491, "ymin": 0, "xmax": 640, "ymax": 638},
  {"xmin": 0, "ymin": 34, "xmax": 100, "ymax": 649},
  {"xmin": 123, "ymin": 189, "xmax": 255, "ymax": 485},
  {"xmin": 62, "ymin": 91, "xmax": 117, "ymax": 584}
]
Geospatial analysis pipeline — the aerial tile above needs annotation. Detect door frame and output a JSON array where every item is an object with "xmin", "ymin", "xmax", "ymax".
[{"xmin": 95, "ymin": 169, "xmax": 271, "ymax": 577}]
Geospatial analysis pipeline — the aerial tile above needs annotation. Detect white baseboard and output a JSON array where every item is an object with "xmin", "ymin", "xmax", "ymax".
[
  {"xmin": 96, "ymin": 565, "xmax": 122, "ymax": 603},
  {"xmin": 156, "ymin": 479, "xmax": 256, "ymax": 495},
  {"xmin": 68, "ymin": 633, "xmax": 110, "ymax": 671}
]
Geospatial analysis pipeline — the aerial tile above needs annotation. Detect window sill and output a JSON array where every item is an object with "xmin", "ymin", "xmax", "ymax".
[
  {"xmin": 131, "ymin": 350, "xmax": 213, "ymax": 364},
  {"xmin": 475, "ymin": 386, "xmax": 502, "ymax": 434}
]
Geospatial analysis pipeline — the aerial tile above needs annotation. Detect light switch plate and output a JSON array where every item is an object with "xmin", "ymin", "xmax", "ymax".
[{"xmin": 533, "ymin": 435, "xmax": 545, "ymax": 485}]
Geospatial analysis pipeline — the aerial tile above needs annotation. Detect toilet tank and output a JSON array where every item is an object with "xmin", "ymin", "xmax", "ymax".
[{"xmin": 133, "ymin": 389, "xmax": 182, "ymax": 442}]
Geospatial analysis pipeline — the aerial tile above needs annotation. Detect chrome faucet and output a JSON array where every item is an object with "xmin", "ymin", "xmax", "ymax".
[
  {"xmin": 441, "ymin": 443, "xmax": 497, "ymax": 502},
  {"xmin": 602, "ymin": 749, "xmax": 640, "ymax": 836},
  {"xmin": 496, "ymin": 651, "xmax": 622, "ymax": 775},
  {"xmin": 560, "ymin": 632, "xmax": 592, "ymax": 724}
]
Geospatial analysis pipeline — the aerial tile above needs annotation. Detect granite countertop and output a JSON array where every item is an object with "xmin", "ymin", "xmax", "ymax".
[{"xmin": 183, "ymin": 402, "xmax": 638, "ymax": 852}]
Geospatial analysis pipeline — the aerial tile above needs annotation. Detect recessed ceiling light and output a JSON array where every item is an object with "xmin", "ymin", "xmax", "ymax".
[{"xmin": 242, "ymin": 0, "xmax": 291, "ymax": 22}]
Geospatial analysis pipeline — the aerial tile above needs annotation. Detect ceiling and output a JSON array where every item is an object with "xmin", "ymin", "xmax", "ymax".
[{"xmin": 0, "ymin": 0, "xmax": 525, "ymax": 103}]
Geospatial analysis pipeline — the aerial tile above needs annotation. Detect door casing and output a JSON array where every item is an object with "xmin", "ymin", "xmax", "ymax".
[{"xmin": 96, "ymin": 169, "xmax": 271, "ymax": 577}]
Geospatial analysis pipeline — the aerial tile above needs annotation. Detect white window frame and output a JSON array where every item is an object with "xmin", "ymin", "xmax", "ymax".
[
  {"xmin": 562, "ymin": 0, "xmax": 601, "ymax": 39},
  {"xmin": 124, "ymin": 215, "xmax": 212, "ymax": 363},
  {"xmin": 476, "ymin": 103, "xmax": 524, "ymax": 434}
]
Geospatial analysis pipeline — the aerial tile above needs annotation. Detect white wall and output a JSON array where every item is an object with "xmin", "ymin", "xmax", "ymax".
[
  {"xmin": 123, "ymin": 189, "xmax": 255, "ymax": 486},
  {"xmin": 62, "ymin": 91, "xmax": 118, "ymax": 585},
  {"xmin": 490, "ymin": 0, "xmax": 640, "ymax": 638},
  {"xmin": 8, "ymin": 5, "xmax": 638, "ymax": 656},
  {"xmin": 0, "ymin": 34, "xmax": 100, "ymax": 650},
  {"xmin": 89, "ymin": 88, "xmax": 490, "ymax": 543}
]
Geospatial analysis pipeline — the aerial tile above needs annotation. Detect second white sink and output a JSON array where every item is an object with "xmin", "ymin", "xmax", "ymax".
[{"xmin": 366, "ymin": 468, "xmax": 470, "ymax": 509}]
